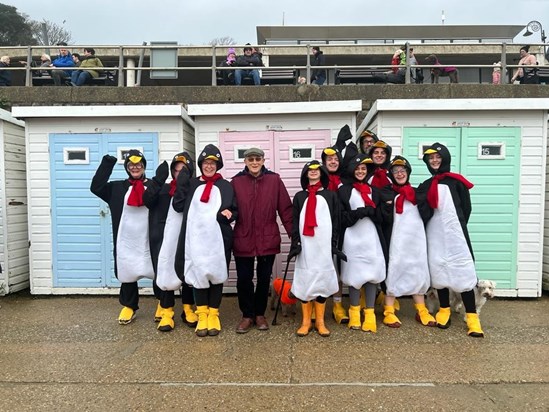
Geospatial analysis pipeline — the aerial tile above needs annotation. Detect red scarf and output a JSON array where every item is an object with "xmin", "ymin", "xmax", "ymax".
[
  {"xmin": 303, "ymin": 181, "xmax": 322, "ymax": 236},
  {"xmin": 127, "ymin": 179, "xmax": 145, "ymax": 206},
  {"xmin": 327, "ymin": 174, "xmax": 341, "ymax": 192},
  {"xmin": 370, "ymin": 168, "xmax": 390, "ymax": 188},
  {"xmin": 352, "ymin": 182, "xmax": 376, "ymax": 208},
  {"xmin": 168, "ymin": 179, "xmax": 177, "ymax": 197},
  {"xmin": 392, "ymin": 183, "xmax": 416, "ymax": 214},
  {"xmin": 427, "ymin": 172, "xmax": 474, "ymax": 209},
  {"xmin": 200, "ymin": 173, "xmax": 222, "ymax": 203}
]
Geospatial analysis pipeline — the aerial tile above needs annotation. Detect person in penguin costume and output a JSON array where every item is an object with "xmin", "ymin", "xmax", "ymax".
[
  {"xmin": 288, "ymin": 160, "xmax": 343, "ymax": 337},
  {"xmin": 379, "ymin": 156, "xmax": 436, "ymax": 328},
  {"xmin": 173, "ymin": 144, "xmax": 237, "ymax": 337},
  {"xmin": 357, "ymin": 129, "xmax": 379, "ymax": 156},
  {"xmin": 417, "ymin": 143, "xmax": 484, "ymax": 337},
  {"xmin": 142, "ymin": 152, "xmax": 197, "ymax": 332},
  {"xmin": 320, "ymin": 145, "xmax": 349, "ymax": 325},
  {"xmin": 90, "ymin": 150, "xmax": 169, "ymax": 325},
  {"xmin": 338, "ymin": 154, "xmax": 386, "ymax": 333}
]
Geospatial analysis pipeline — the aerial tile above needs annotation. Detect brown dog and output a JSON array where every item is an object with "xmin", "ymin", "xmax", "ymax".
[{"xmin": 425, "ymin": 54, "xmax": 458, "ymax": 83}]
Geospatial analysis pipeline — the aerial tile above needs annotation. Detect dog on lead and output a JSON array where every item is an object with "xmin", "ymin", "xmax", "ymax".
[
  {"xmin": 425, "ymin": 54, "xmax": 459, "ymax": 84},
  {"xmin": 425, "ymin": 280, "xmax": 497, "ymax": 321},
  {"xmin": 269, "ymin": 280, "xmax": 297, "ymax": 317}
]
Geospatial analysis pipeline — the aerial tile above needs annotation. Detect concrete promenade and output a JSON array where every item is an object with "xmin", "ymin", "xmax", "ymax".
[{"xmin": 0, "ymin": 292, "xmax": 548, "ymax": 411}]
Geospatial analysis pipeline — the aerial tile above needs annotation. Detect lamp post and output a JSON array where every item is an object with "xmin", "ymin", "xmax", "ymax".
[{"xmin": 523, "ymin": 20, "xmax": 546, "ymax": 55}]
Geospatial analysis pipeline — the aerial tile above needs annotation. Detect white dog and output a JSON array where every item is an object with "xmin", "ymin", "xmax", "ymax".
[{"xmin": 425, "ymin": 280, "xmax": 497, "ymax": 321}]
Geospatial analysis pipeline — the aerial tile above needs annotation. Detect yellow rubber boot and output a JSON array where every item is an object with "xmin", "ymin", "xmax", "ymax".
[
  {"xmin": 207, "ymin": 307, "xmax": 221, "ymax": 336},
  {"xmin": 466, "ymin": 313, "xmax": 484, "ymax": 338},
  {"xmin": 375, "ymin": 291, "xmax": 385, "ymax": 306},
  {"xmin": 383, "ymin": 305, "xmax": 401, "ymax": 328},
  {"xmin": 154, "ymin": 302, "xmax": 163, "ymax": 322},
  {"xmin": 157, "ymin": 307, "xmax": 175, "ymax": 332},
  {"xmin": 314, "ymin": 301, "xmax": 330, "ymax": 337},
  {"xmin": 332, "ymin": 301, "xmax": 349, "ymax": 324},
  {"xmin": 394, "ymin": 298, "xmax": 400, "ymax": 311},
  {"xmin": 297, "ymin": 301, "xmax": 313, "ymax": 337},
  {"xmin": 436, "ymin": 307, "xmax": 452, "ymax": 329},
  {"xmin": 118, "ymin": 306, "xmax": 135, "ymax": 325},
  {"xmin": 182, "ymin": 304, "xmax": 198, "ymax": 328},
  {"xmin": 195, "ymin": 305, "xmax": 209, "ymax": 337},
  {"xmin": 415, "ymin": 303, "xmax": 436, "ymax": 327},
  {"xmin": 348, "ymin": 305, "xmax": 361, "ymax": 330},
  {"xmin": 362, "ymin": 308, "xmax": 377, "ymax": 333}
]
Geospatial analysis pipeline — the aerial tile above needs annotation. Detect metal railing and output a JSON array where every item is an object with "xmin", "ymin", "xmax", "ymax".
[{"xmin": 0, "ymin": 42, "xmax": 547, "ymax": 87}]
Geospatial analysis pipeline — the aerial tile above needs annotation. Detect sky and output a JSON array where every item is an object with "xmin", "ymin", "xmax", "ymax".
[{"xmin": 3, "ymin": 0, "xmax": 549, "ymax": 46}]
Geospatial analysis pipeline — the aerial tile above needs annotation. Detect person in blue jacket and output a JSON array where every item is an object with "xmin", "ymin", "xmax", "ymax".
[{"xmin": 50, "ymin": 42, "xmax": 75, "ymax": 86}]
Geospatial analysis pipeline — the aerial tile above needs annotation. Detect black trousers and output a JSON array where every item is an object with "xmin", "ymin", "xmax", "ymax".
[
  {"xmin": 119, "ymin": 279, "xmax": 164, "ymax": 310},
  {"xmin": 158, "ymin": 282, "xmax": 195, "ymax": 309},
  {"xmin": 235, "ymin": 255, "xmax": 276, "ymax": 318},
  {"xmin": 194, "ymin": 283, "xmax": 223, "ymax": 309},
  {"xmin": 437, "ymin": 288, "xmax": 476, "ymax": 313}
]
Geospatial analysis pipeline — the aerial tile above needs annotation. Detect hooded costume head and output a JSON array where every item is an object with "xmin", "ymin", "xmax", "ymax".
[
  {"xmin": 321, "ymin": 146, "xmax": 343, "ymax": 173},
  {"xmin": 170, "ymin": 151, "xmax": 194, "ymax": 178},
  {"xmin": 347, "ymin": 154, "xmax": 373, "ymax": 181},
  {"xmin": 423, "ymin": 142, "xmax": 451, "ymax": 175},
  {"xmin": 198, "ymin": 144, "xmax": 224, "ymax": 172},
  {"xmin": 370, "ymin": 140, "xmax": 392, "ymax": 169},
  {"xmin": 124, "ymin": 149, "xmax": 146, "ymax": 179},
  {"xmin": 357, "ymin": 130, "xmax": 379, "ymax": 154},
  {"xmin": 389, "ymin": 155, "xmax": 412, "ymax": 185},
  {"xmin": 300, "ymin": 160, "xmax": 329, "ymax": 190}
]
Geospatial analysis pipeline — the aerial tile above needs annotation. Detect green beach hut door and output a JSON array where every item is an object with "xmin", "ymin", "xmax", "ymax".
[{"xmin": 403, "ymin": 127, "xmax": 520, "ymax": 290}]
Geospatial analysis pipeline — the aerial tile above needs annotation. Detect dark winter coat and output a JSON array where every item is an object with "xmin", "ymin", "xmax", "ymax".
[{"xmin": 0, "ymin": 62, "xmax": 12, "ymax": 86}]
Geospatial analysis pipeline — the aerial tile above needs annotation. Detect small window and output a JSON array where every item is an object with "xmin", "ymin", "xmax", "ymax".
[
  {"xmin": 63, "ymin": 147, "xmax": 89, "ymax": 165},
  {"xmin": 289, "ymin": 144, "xmax": 315, "ymax": 162},
  {"xmin": 478, "ymin": 142, "xmax": 505, "ymax": 160},
  {"xmin": 117, "ymin": 147, "xmax": 144, "ymax": 164}
]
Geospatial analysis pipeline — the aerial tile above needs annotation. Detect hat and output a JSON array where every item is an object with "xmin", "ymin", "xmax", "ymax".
[
  {"xmin": 227, "ymin": 47, "xmax": 236, "ymax": 55},
  {"xmin": 243, "ymin": 43, "xmax": 252, "ymax": 52},
  {"xmin": 243, "ymin": 147, "xmax": 264, "ymax": 158}
]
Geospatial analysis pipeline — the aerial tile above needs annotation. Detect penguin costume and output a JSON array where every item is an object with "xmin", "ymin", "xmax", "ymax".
[
  {"xmin": 173, "ymin": 144, "xmax": 237, "ymax": 337},
  {"xmin": 368, "ymin": 140, "xmax": 393, "ymax": 189},
  {"xmin": 142, "ymin": 151, "xmax": 197, "ymax": 332},
  {"xmin": 417, "ymin": 143, "xmax": 483, "ymax": 337},
  {"xmin": 90, "ymin": 150, "xmax": 169, "ymax": 325},
  {"xmin": 288, "ymin": 160, "xmax": 342, "ymax": 337},
  {"xmin": 338, "ymin": 154, "xmax": 386, "ymax": 333},
  {"xmin": 357, "ymin": 129, "xmax": 379, "ymax": 155},
  {"xmin": 380, "ymin": 156, "xmax": 435, "ymax": 328}
]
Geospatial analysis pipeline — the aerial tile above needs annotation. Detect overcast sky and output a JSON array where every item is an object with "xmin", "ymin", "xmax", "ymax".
[{"xmin": 3, "ymin": 0, "xmax": 548, "ymax": 46}]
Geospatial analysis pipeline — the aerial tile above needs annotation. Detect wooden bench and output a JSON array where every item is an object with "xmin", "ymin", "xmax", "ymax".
[
  {"xmin": 216, "ymin": 68, "xmax": 297, "ymax": 85},
  {"xmin": 335, "ymin": 68, "xmax": 404, "ymax": 84},
  {"xmin": 32, "ymin": 70, "xmax": 117, "ymax": 86},
  {"xmin": 537, "ymin": 67, "xmax": 549, "ymax": 84}
]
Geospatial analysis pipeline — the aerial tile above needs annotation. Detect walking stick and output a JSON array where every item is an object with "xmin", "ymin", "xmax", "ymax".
[{"xmin": 272, "ymin": 257, "xmax": 292, "ymax": 326}]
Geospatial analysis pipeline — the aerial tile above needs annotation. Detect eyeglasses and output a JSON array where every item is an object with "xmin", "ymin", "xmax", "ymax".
[
  {"xmin": 391, "ymin": 168, "xmax": 407, "ymax": 175},
  {"xmin": 128, "ymin": 163, "xmax": 143, "ymax": 169},
  {"xmin": 246, "ymin": 156, "xmax": 263, "ymax": 162}
]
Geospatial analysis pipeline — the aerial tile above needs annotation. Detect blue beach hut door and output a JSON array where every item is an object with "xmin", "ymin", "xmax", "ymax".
[{"xmin": 50, "ymin": 133, "xmax": 158, "ymax": 288}]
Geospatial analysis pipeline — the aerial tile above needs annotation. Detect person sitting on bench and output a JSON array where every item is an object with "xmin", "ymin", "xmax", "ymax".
[
  {"xmin": 70, "ymin": 48, "xmax": 103, "ymax": 86},
  {"xmin": 235, "ymin": 44, "xmax": 262, "ymax": 86}
]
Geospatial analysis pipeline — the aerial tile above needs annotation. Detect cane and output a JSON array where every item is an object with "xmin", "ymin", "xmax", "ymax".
[{"xmin": 272, "ymin": 257, "xmax": 292, "ymax": 326}]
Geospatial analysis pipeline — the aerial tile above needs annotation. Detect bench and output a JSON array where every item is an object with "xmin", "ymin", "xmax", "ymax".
[
  {"xmin": 32, "ymin": 69, "xmax": 117, "ymax": 86},
  {"xmin": 216, "ymin": 68, "xmax": 297, "ymax": 85},
  {"xmin": 335, "ymin": 68, "xmax": 403, "ymax": 84},
  {"xmin": 537, "ymin": 67, "xmax": 549, "ymax": 84}
]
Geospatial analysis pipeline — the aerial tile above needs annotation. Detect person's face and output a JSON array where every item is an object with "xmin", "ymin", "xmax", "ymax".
[
  {"xmin": 354, "ymin": 164, "xmax": 368, "ymax": 181},
  {"xmin": 372, "ymin": 148, "xmax": 387, "ymax": 165},
  {"xmin": 324, "ymin": 154, "xmax": 339, "ymax": 173},
  {"xmin": 520, "ymin": 49, "xmax": 528, "ymax": 57},
  {"xmin": 362, "ymin": 137, "xmax": 375, "ymax": 152},
  {"xmin": 201, "ymin": 159, "xmax": 217, "ymax": 178},
  {"xmin": 244, "ymin": 155, "xmax": 265, "ymax": 177},
  {"xmin": 428, "ymin": 153, "xmax": 442, "ymax": 171},
  {"xmin": 172, "ymin": 162, "xmax": 185, "ymax": 180},
  {"xmin": 127, "ymin": 162, "xmax": 144, "ymax": 179},
  {"xmin": 244, "ymin": 49, "xmax": 252, "ymax": 55},
  {"xmin": 59, "ymin": 48, "xmax": 69, "ymax": 56},
  {"xmin": 391, "ymin": 166, "xmax": 408, "ymax": 185},
  {"xmin": 307, "ymin": 168, "xmax": 321, "ymax": 184}
]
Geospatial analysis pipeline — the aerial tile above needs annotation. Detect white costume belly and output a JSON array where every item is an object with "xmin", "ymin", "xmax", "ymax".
[
  {"xmin": 386, "ymin": 195, "xmax": 430, "ymax": 296},
  {"xmin": 425, "ymin": 184, "xmax": 477, "ymax": 293},
  {"xmin": 291, "ymin": 195, "xmax": 338, "ymax": 301},
  {"xmin": 184, "ymin": 185, "xmax": 228, "ymax": 289},
  {"xmin": 340, "ymin": 189, "xmax": 386, "ymax": 289},
  {"xmin": 116, "ymin": 187, "xmax": 155, "ymax": 283},
  {"xmin": 157, "ymin": 198, "xmax": 184, "ymax": 291}
]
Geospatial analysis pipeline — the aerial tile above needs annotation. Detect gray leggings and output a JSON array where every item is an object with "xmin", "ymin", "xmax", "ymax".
[{"xmin": 349, "ymin": 283, "xmax": 378, "ymax": 308}]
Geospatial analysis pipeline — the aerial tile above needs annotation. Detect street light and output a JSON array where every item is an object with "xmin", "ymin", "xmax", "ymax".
[{"xmin": 523, "ymin": 20, "xmax": 546, "ymax": 55}]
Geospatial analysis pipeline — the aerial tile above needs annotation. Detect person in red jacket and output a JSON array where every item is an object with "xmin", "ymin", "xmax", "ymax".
[{"xmin": 231, "ymin": 147, "xmax": 293, "ymax": 333}]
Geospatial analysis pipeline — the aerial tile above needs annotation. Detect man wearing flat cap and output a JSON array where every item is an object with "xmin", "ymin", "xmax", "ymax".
[{"xmin": 231, "ymin": 147, "xmax": 293, "ymax": 333}]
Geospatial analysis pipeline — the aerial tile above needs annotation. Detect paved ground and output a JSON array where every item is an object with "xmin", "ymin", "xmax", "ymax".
[{"xmin": 0, "ymin": 291, "xmax": 548, "ymax": 411}]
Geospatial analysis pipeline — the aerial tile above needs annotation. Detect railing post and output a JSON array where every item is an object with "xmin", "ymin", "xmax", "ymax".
[
  {"xmin": 306, "ymin": 45, "xmax": 311, "ymax": 84},
  {"xmin": 117, "ymin": 46, "xmax": 124, "ymax": 87},
  {"xmin": 212, "ymin": 45, "xmax": 217, "ymax": 86},
  {"xmin": 25, "ymin": 46, "xmax": 32, "ymax": 87},
  {"xmin": 501, "ymin": 42, "xmax": 507, "ymax": 84},
  {"xmin": 405, "ymin": 42, "xmax": 411, "ymax": 84}
]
